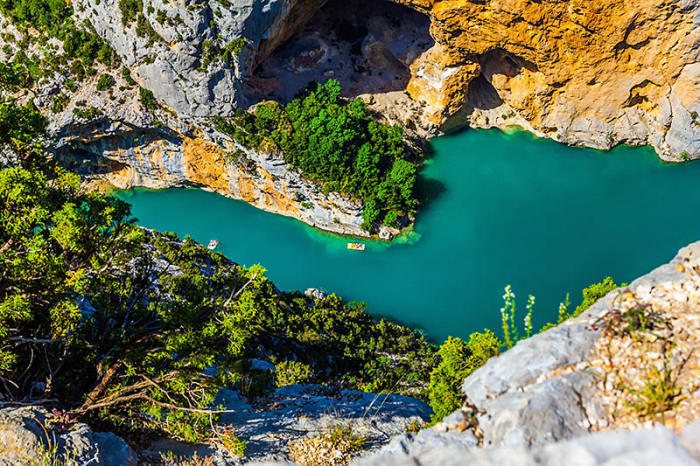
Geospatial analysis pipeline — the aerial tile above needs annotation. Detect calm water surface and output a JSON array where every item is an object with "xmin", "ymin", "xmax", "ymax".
[{"xmin": 116, "ymin": 129, "xmax": 700, "ymax": 343}]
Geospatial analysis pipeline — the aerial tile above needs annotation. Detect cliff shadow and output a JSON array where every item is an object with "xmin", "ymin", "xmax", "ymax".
[{"xmin": 247, "ymin": 0, "xmax": 434, "ymax": 103}]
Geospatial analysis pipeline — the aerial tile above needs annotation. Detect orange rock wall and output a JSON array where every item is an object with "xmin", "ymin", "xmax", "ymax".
[{"xmin": 395, "ymin": 0, "xmax": 700, "ymax": 159}]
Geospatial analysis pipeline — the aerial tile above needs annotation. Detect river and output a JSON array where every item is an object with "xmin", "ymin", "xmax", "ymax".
[{"xmin": 115, "ymin": 128, "xmax": 700, "ymax": 343}]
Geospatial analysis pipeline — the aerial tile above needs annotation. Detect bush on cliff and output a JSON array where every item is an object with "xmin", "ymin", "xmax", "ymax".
[
  {"xmin": 541, "ymin": 277, "xmax": 625, "ymax": 331},
  {"xmin": 215, "ymin": 80, "xmax": 420, "ymax": 231},
  {"xmin": 427, "ymin": 331, "xmax": 500, "ymax": 422}
]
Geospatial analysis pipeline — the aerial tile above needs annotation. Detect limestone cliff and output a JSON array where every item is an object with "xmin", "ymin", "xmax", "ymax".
[
  {"xmin": 54, "ymin": 118, "xmax": 367, "ymax": 237},
  {"xmin": 397, "ymin": 0, "xmax": 700, "ymax": 161}
]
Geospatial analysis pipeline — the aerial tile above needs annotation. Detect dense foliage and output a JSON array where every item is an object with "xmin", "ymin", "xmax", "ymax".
[
  {"xmin": 427, "ymin": 332, "xmax": 500, "ymax": 422},
  {"xmin": 0, "ymin": 62, "xmax": 47, "ymax": 167},
  {"xmin": 215, "ymin": 80, "xmax": 420, "ymax": 231},
  {"xmin": 253, "ymin": 295, "xmax": 438, "ymax": 398},
  {"xmin": 0, "ymin": 164, "xmax": 440, "ymax": 442}
]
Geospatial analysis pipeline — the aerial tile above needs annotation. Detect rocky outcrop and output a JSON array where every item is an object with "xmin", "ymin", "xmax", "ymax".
[
  {"xmin": 142, "ymin": 384, "xmax": 431, "ymax": 464},
  {"xmin": 359, "ymin": 423, "xmax": 700, "ymax": 465},
  {"xmin": 0, "ymin": 407, "xmax": 137, "ymax": 466},
  {"xmin": 360, "ymin": 240, "xmax": 700, "ymax": 464},
  {"xmin": 71, "ymin": 0, "xmax": 329, "ymax": 117}
]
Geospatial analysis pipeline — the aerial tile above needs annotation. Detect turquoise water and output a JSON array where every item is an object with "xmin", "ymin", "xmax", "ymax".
[{"xmin": 116, "ymin": 128, "xmax": 700, "ymax": 343}]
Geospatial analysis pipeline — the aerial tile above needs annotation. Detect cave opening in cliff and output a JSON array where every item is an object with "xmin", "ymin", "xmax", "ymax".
[
  {"xmin": 247, "ymin": 0, "xmax": 434, "ymax": 103},
  {"xmin": 465, "ymin": 48, "xmax": 540, "ymax": 117}
]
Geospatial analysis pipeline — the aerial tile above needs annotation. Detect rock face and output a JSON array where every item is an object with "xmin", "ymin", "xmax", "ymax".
[
  {"xmin": 360, "ymin": 241, "xmax": 700, "ymax": 465},
  {"xmin": 359, "ymin": 423, "xmax": 700, "ymax": 465},
  {"xmin": 7, "ymin": 0, "xmax": 700, "ymax": 239},
  {"xmin": 55, "ymin": 118, "xmax": 367, "ymax": 237},
  {"xmin": 397, "ymin": 0, "xmax": 700, "ymax": 161},
  {"xmin": 72, "ymin": 0, "xmax": 329, "ymax": 117},
  {"xmin": 0, "ymin": 407, "xmax": 137, "ymax": 466}
]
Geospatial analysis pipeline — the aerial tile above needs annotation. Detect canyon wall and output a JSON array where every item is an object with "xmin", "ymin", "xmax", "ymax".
[
  {"xmin": 398, "ymin": 0, "xmax": 700, "ymax": 161},
  {"xmin": 5, "ymin": 0, "xmax": 700, "ymax": 238},
  {"xmin": 73, "ymin": 0, "xmax": 700, "ymax": 162},
  {"xmin": 54, "ymin": 119, "xmax": 366, "ymax": 237}
]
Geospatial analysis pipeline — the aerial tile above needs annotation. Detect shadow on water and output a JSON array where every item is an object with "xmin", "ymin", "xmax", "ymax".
[{"xmin": 416, "ymin": 174, "xmax": 446, "ymax": 214}]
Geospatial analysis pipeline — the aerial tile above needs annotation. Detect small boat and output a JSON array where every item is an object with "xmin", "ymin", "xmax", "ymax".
[
  {"xmin": 347, "ymin": 242, "xmax": 365, "ymax": 251},
  {"xmin": 207, "ymin": 240, "xmax": 219, "ymax": 250}
]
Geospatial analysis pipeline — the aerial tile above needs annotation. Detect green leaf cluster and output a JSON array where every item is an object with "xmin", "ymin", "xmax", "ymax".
[
  {"xmin": 541, "ymin": 277, "xmax": 625, "ymax": 330},
  {"xmin": 0, "ymin": 0, "xmax": 119, "ymax": 88},
  {"xmin": 275, "ymin": 361, "xmax": 312, "ymax": 388}
]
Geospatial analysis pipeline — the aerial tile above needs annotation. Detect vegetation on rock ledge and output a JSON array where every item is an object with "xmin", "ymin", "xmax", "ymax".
[{"xmin": 215, "ymin": 80, "xmax": 420, "ymax": 231}]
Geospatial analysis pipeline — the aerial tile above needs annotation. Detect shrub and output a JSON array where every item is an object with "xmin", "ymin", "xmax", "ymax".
[
  {"xmin": 139, "ymin": 87, "xmax": 157, "ymax": 109},
  {"xmin": 118, "ymin": 0, "xmax": 143, "ymax": 25},
  {"xmin": 96, "ymin": 73, "xmax": 114, "ymax": 91},
  {"xmin": 72, "ymin": 105, "xmax": 102, "ymax": 120},
  {"xmin": 121, "ymin": 66, "xmax": 137, "ymax": 86},
  {"xmin": 275, "ymin": 361, "xmax": 312, "ymax": 387},
  {"xmin": 541, "ymin": 277, "xmax": 624, "ymax": 331},
  {"xmin": 427, "ymin": 331, "xmax": 500, "ymax": 422}
]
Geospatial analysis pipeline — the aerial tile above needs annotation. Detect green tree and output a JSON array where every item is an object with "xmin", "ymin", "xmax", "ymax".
[
  {"xmin": 139, "ymin": 87, "xmax": 157, "ymax": 109},
  {"xmin": 96, "ymin": 73, "xmax": 114, "ymax": 91},
  {"xmin": 0, "ymin": 63, "xmax": 47, "ymax": 167},
  {"xmin": 428, "ymin": 331, "xmax": 500, "ymax": 422}
]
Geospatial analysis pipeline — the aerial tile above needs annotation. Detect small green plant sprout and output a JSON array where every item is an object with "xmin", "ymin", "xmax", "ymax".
[
  {"xmin": 500, "ymin": 285, "xmax": 535, "ymax": 349},
  {"xmin": 213, "ymin": 424, "xmax": 247, "ymax": 457},
  {"xmin": 602, "ymin": 303, "xmax": 666, "ymax": 338},
  {"xmin": 619, "ymin": 346, "xmax": 691, "ymax": 423},
  {"xmin": 35, "ymin": 422, "xmax": 77, "ymax": 466}
]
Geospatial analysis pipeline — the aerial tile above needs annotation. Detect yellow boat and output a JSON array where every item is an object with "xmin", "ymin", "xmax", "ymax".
[{"xmin": 347, "ymin": 242, "xmax": 366, "ymax": 251}]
